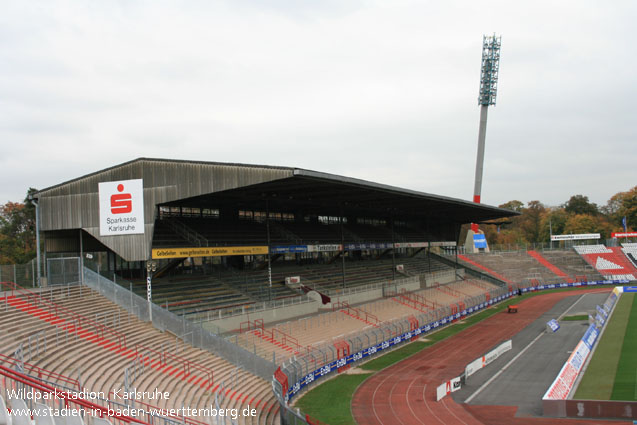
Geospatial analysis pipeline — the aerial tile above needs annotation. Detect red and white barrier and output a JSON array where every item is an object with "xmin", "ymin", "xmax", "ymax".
[
  {"xmin": 465, "ymin": 340, "xmax": 512, "ymax": 378},
  {"xmin": 436, "ymin": 376, "xmax": 462, "ymax": 401}
]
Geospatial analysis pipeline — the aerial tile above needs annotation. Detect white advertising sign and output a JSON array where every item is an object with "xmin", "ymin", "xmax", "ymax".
[
  {"xmin": 436, "ymin": 376, "xmax": 462, "ymax": 401},
  {"xmin": 99, "ymin": 179, "xmax": 145, "ymax": 236},
  {"xmin": 550, "ymin": 233, "xmax": 600, "ymax": 241},
  {"xmin": 465, "ymin": 340, "xmax": 512, "ymax": 378}
]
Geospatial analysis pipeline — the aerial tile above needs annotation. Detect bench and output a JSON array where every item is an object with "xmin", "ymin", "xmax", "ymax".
[{"xmin": 507, "ymin": 305, "xmax": 518, "ymax": 313}]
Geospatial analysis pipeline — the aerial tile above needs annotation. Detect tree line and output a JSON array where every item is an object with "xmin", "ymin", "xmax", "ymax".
[{"xmin": 472, "ymin": 186, "xmax": 637, "ymax": 247}]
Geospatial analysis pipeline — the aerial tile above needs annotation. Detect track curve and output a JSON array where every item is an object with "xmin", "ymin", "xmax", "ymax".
[{"xmin": 352, "ymin": 288, "xmax": 625, "ymax": 425}]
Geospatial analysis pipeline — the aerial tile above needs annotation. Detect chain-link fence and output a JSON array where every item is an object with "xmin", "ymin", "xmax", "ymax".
[
  {"xmin": 0, "ymin": 259, "xmax": 38, "ymax": 288},
  {"xmin": 81, "ymin": 262, "xmax": 276, "ymax": 381},
  {"xmin": 47, "ymin": 257, "xmax": 80, "ymax": 285}
]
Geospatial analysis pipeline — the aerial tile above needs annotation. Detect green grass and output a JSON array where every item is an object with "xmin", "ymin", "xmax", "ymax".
[
  {"xmin": 362, "ymin": 341, "xmax": 431, "ymax": 371},
  {"xmin": 611, "ymin": 294, "xmax": 637, "ymax": 400},
  {"xmin": 561, "ymin": 314, "xmax": 589, "ymax": 321},
  {"xmin": 295, "ymin": 374, "xmax": 371, "ymax": 425},
  {"xmin": 296, "ymin": 286, "xmax": 602, "ymax": 424},
  {"xmin": 574, "ymin": 293, "xmax": 634, "ymax": 400}
]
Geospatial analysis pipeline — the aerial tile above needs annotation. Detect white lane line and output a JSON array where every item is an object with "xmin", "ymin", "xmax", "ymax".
[
  {"xmin": 558, "ymin": 293, "xmax": 587, "ymax": 320},
  {"xmin": 465, "ymin": 293, "xmax": 588, "ymax": 404},
  {"xmin": 465, "ymin": 330, "xmax": 544, "ymax": 403}
]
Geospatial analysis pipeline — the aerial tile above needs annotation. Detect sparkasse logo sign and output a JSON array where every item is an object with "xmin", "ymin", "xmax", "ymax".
[{"xmin": 98, "ymin": 179, "xmax": 145, "ymax": 236}]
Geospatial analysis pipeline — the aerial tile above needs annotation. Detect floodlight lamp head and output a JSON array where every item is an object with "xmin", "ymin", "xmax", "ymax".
[{"xmin": 478, "ymin": 34, "xmax": 501, "ymax": 106}]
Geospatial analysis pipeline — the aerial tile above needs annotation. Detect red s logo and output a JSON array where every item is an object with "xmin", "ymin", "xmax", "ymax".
[{"xmin": 111, "ymin": 184, "xmax": 132, "ymax": 214}]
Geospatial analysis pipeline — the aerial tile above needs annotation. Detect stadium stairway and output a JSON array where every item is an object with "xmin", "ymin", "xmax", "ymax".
[
  {"xmin": 538, "ymin": 249, "xmax": 603, "ymax": 282},
  {"xmin": 457, "ymin": 254, "xmax": 515, "ymax": 284},
  {"xmin": 457, "ymin": 249, "xmax": 604, "ymax": 287},
  {"xmin": 527, "ymin": 250, "xmax": 574, "ymax": 282}
]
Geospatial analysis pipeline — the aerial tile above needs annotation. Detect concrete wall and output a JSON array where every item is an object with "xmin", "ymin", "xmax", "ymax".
[
  {"xmin": 203, "ymin": 299, "xmax": 321, "ymax": 332},
  {"xmin": 205, "ymin": 272, "xmax": 462, "ymax": 331},
  {"xmin": 421, "ymin": 269, "xmax": 464, "ymax": 288},
  {"xmin": 543, "ymin": 399, "xmax": 637, "ymax": 420}
]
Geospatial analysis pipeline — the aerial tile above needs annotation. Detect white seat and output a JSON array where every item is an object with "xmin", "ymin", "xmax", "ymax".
[
  {"xmin": 61, "ymin": 411, "xmax": 83, "ymax": 425},
  {"xmin": 0, "ymin": 395, "xmax": 11, "ymax": 425},
  {"xmin": 91, "ymin": 418, "xmax": 111, "ymax": 425},
  {"xmin": 33, "ymin": 403, "xmax": 55, "ymax": 425},
  {"xmin": 10, "ymin": 399, "xmax": 32, "ymax": 425}
]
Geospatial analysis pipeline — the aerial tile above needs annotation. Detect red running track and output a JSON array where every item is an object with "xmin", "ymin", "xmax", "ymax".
[{"xmin": 352, "ymin": 288, "xmax": 626, "ymax": 425}]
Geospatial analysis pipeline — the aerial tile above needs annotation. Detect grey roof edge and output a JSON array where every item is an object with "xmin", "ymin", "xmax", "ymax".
[
  {"xmin": 35, "ymin": 157, "xmax": 295, "ymax": 197},
  {"xmin": 33, "ymin": 157, "xmax": 517, "ymax": 218},
  {"xmin": 293, "ymin": 168, "xmax": 519, "ymax": 217}
]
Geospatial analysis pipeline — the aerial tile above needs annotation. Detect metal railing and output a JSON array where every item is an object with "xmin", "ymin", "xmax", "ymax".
[
  {"xmin": 164, "ymin": 218, "xmax": 209, "ymax": 247},
  {"xmin": 186, "ymin": 293, "xmax": 315, "ymax": 323},
  {"xmin": 0, "ymin": 359, "xmax": 211, "ymax": 425},
  {"xmin": 324, "ymin": 276, "xmax": 418, "ymax": 297},
  {"xmin": 81, "ymin": 263, "xmax": 276, "ymax": 381},
  {"xmin": 1, "ymin": 280, "xmax": 127, "ymax": 349},
  {"xmin": 271, "ymin": 283, "xmax": 516, "ymax": 424}
]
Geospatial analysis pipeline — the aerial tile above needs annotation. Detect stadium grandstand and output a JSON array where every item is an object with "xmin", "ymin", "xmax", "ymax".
[
  {"xmin": 10, "ymin": 158, "xmax": 635, "ymax": 425},
  {"xmin": 31, "ymin": 158, "xmax": 517, "ymax": 304},
  {"xmin": 0, "ymin": 158, "xmax": 523, "ymax": 424}
]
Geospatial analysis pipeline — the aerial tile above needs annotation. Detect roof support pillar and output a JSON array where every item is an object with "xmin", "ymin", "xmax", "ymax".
[
  {"xmin": 79, "ymin": 229, "xmax": 84, "ymax": 285},
  {"xmin": 426, "ymin": 216, "xmax": 431, "ymax": 271},
  {"xmin": 340, "ymin": 205, "xmax": 346, "ymax": 289},
  {"xmin": 391, "ymin": 216, "xmax": 396, "ymax": 281},
  {"xmin": 266, "ymin": 199, "xmax": 273, "ymax": 301}
]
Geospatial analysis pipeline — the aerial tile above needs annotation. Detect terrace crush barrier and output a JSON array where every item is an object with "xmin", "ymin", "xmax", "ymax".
[
  {"xmin": 1, "ymin": 281, "xmax": 214, "ymax": 391},
  {"xmin": 80, "ymin": 265, "xmax": 277, "ymax": 381},
  {"xmin": 527, "ymin": 250, "xmax": 573, "ymax": 282},
  {"xmin": 0, "ymin": 362, "xmax": 212, "ymax": 425}
]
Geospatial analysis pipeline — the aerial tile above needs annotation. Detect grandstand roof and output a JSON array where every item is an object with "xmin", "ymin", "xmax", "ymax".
[
  {"xmin": 36, "ymin": 158, "xmax": 517, "ymax": 261},
  {"xmin": 173, "ymin": 167, "xmax": 514, "ymax": 222}
]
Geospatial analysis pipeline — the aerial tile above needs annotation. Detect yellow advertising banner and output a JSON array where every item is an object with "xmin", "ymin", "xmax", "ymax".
[{"xmin": 152, "ymin": 246, "xmax": 268, "ymax": 259}]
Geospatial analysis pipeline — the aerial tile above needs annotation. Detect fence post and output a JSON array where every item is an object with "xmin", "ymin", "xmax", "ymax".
[{"xmin": 14, "ymin": 264, "xmax": 17, "ymax": 284}]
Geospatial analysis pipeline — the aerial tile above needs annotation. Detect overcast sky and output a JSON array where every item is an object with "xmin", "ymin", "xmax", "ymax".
[{"xmin": 1, "ymin": 0, "xmax": 635, "ymax": 208}]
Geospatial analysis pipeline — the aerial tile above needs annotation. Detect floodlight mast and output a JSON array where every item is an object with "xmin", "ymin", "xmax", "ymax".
[{"xmin": 471, "ymin": 34, "xmax": 501, "ymax": 233}]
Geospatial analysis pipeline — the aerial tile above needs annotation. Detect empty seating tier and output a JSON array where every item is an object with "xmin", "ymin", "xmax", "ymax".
[
  {"xmin": 0, "ymin": 283, "xmax": 278, "ymax": 425},
  {"xmin": 575, "ymin": 245, "xmax": 637, "ymax": 280},
  {"xmin": 232, "ymin": 278, "xmax": 498, "ymax": 364},
  {"xmin": 458, "ymin": 249, "xmax": 605, "ymax": 286}
]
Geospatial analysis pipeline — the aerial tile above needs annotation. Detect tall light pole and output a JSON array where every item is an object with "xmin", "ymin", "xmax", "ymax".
[{"xmin": 472, "ymin": 34, "xmax": 501, "ymax": 234}]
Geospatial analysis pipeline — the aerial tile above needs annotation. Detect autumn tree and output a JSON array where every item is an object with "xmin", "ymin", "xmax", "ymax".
[
  {"xmin": 564, "ymin": 195, "xmax": 599, "ymax": 216},
  {"xmin": 540, "ymin": 208, "xmax": 568, "ymax": 242},
  {"xmin": 563, "ymin": 214, "xmax": 601, "ymax": 235},
  {"xmin": 0, "ymin": 188, "xmax": 37, "ymax": 264},
  {"xmin": 519, "ymin": 200, "xmax": 545, "ymax": 243},
  {"xmin": 499, "ymin": 200, "xmax": 524, "ymax": 213},
  {"xmin": 603, "ymin": 186, "xmax": 637, "ymax": 231}
]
